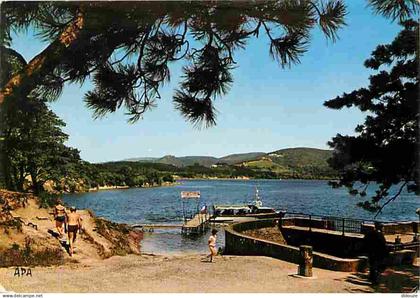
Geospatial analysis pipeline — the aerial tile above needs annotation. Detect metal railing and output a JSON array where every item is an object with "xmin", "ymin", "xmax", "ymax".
[
  {"xmin": 280, "ymin": 211, "xmax": 381, "ymax": 235},
  {"xmin": 274, "ymin": 211, "xmax": 419, "ymax": 253}
]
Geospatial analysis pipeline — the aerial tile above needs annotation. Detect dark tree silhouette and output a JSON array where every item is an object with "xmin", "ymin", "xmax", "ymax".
[
  {"xmin": 324, "ymin": 20, "xmax": 419, "ymax": 217},
  {"xmin": 1, "ymin": 97, "xmax": 82, "ymax": 194},
  {"xmin": 0, "ymin": 1, "xmax": 347, "ymax": 126},
  {"xmin": 367, "ymin": 0, "xmax": 419, "ymax": 22},
  {"xmin": 0, "ymin": 46, "xmax": 82, "ymax": 194}
]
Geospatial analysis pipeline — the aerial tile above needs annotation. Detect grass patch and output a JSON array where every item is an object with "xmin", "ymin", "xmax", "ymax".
[
  {"xmin": 0, "ymin": 237, "xmax": 64, "ymax": 267},
  {"xmin": 94, "ymin": 217, "xmax": 142, "ymax": 256}
]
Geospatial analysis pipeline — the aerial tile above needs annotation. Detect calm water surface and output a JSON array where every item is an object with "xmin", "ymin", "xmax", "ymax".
[{"xmin": 64, "ymin": 179, "xmax": 419, "ymax": 254}]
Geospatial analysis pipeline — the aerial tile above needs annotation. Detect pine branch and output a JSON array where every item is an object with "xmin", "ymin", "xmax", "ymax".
[
  {"xmin": 0, "ymin": 10, "xmax": 85, "ymax": 105},
  {"xmin": 374, "ymin": 181, "xmax": 408, "ymax": 218}
]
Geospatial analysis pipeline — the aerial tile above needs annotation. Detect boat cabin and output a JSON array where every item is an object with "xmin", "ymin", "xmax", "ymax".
[{"xmin": 212, "ymin": 204, "xmax": 276, "ymax": 217}]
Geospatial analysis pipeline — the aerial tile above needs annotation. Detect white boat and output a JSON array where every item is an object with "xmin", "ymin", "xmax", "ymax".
[{"xmin": 210, "ymin": 188, "xmax": 279, "ymax": 223}]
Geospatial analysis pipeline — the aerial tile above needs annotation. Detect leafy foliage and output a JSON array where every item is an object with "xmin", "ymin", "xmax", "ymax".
[
  {"xmin": 368, "ymin": 0, "xmax": 419, "ymax": 22},
  {"xmin": 1, "ymin": 1, "xmax": 347, "ymax": 126},
  {"xmin": 0, "ymin": 47, "xmax": 83, "ymax": 194},
  {"xmin": 324, "ymin": 20, "xmax": 419, "ymax": 216},
  {"xmin": 240, "ymin": 148, "xmax": 337, "ymax": 179},
  {"xmin": 37, "ymin": 191, "xmax": 61, "ymax": 209},
  {"xmin": 316, "ymin": 0, "xmax": 347, "ymax": 41},
  {"xmin": 75, "ymin": 162, "xmax": 177, "ymax": 188},
  {"xmin": 0, "ymin": 96, "xmax": 83, "ymax": 194}
]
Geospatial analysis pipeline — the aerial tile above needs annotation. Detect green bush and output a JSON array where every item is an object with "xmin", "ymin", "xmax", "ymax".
[{"xmin": 37, "ymin": 192, "xmax": 60, "ymax": 209}]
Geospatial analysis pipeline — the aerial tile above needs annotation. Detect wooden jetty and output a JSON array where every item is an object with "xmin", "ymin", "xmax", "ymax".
[
  {"xmin": 131, "ymin": 220, "xmax": 209, "ymax": 234},
  {"xmin": 132, "ymin": 191, "xmax": 211, "ymax": 235},
  {"xmin": 181, "ymin": 213, "xmax": 210, "ymax": 236},
  {"xmin": 132, "ymin": 224, "xmax": 183, "ymax": 230},
  {"xmin": 180, "ymin": 191, "xmax": 210, "ymax": 236}
]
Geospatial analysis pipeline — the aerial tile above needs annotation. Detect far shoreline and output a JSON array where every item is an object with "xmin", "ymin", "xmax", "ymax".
[
  {"xmin": 62, "ymin": 177, "xmax": 336, "ymax": 195},
  {"xmin": 179, "ymin": 177, "xmax": 335, "ymax": 181},
  {"xmin": 87, "ymin": 181, "xmax": 181, "ymax": 192}
]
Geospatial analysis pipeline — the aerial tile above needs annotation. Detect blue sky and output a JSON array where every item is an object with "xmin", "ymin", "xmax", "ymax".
[{"xmin": 11, "ymin": 1, "xmax": 401, "ymax": 162}]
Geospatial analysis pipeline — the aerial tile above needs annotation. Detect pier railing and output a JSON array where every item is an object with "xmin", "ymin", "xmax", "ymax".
[
  {"xmin": 280, "ymin": 212, "xmax": 419, "ymax": 255},
  {"xmin": 279, "ymin": 211, "xmax": 411, "ymax": 235},
  {"xmin": 281, "ymin": 212, "xmax": 368, "ymax": 234}
]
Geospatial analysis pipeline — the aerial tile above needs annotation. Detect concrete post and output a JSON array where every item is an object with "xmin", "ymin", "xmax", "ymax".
[
  {"xmin": 298, "ymin": 245, "xmax": 313, "ymax": 277},
  {"xmin": 278, "ymin": 211, "xmax": 286, "ymax": 229},
  {"xmin": 309, "ymin": 215, "xmax": 312, "ymax": 232}
]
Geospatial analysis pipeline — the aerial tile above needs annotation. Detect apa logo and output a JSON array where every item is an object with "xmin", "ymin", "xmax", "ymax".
[{"xmin": 13, "ymin": 267, "xmax": 32, "ymax": 277}]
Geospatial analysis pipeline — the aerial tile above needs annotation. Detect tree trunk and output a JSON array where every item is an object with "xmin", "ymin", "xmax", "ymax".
[
  {"xmin": 29, "ymin": 168, "xmax": 41, "ymax": 195},
  {"xmin": 0, "ymin": 12, "xmax": 84, "ymax": 105},
  {"xmin": 10, "ymin": 162, "xmax": 20, "ymax": 191},
  {"xmin": 1, "ymin": 150, "xmax": 14, "ymax": 190},
  {"xmin": 16, "ymin": 164, "xmax": 25, "ymax": 192}
]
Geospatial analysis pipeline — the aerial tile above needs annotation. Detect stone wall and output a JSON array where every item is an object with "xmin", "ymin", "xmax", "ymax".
[
  {"xmin": 387, "ymin": 221, "xmax": 418, "ymax": 234},
  {"xmin": 224, "ymin": 219, "xmax": 367, "ymax": 272},
  {"xmin": 280, "ymin": 217, "xmax": 419, "ymax": 258},
  {"xmin": 280, "ymin": 226, "xmax": 365, "ymax": 258},
  {"xmin": 282, "ymin": 215, "xmax": 419, "ymax": 236}
]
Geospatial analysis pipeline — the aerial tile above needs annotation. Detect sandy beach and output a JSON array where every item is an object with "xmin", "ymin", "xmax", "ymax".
[
  {"xmin": 0, "ymin": 253, "xmax": 376, "ymax": 293},
  {"xmin": 1, "ymin": 252, "xmax": 417, "ymax": 293}
]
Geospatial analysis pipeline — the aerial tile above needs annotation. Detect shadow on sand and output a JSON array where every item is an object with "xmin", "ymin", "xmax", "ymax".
[
  {"xmin": 343, "ymin": 264, "xmax": 419, "ymax": 293},
  {"xmin": 47, "ymin": 229, "xmax": 71, "ymax": 256}
]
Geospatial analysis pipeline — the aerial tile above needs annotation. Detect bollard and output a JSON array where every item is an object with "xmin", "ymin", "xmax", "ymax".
[
  {"xmin": 278, "ymin": 212, "xmax": 285, "ymax": 230},
  {"xmin": 298, "ymin": 245, "xmax": 313, "ymax": 277},
  {"xmin": 395, "ymin": 234, "xmax": 401, "ymax": 249}
]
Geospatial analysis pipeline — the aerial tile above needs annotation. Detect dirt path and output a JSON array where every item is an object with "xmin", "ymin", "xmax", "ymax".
[
  {"xmin": 0, "ymin": 254, "xmax": 375, "ymax": 293},
  {"xmin": 5, "ymin": 196, "xmax": 140, "ymax": 266},
  {"xmin": 9, "ymin": 200, "xmax": 105, "ymax": 263}
]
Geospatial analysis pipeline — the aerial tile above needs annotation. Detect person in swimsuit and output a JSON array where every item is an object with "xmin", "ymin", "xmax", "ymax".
[
  {"xmin": 66, "ymin": 206, "xmax": 82, "ymax": 256},
  {"xmin": 54, "ymin": 201, "xmax": 66, "ymax": 238},
  {"xmin": 207, "ymin": 229, "xmax": 218, "ymax": 262}
]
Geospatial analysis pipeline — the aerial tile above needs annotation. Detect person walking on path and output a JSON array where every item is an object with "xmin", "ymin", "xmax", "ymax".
[
  {"xmin": 66, "ymin": 206, "xmax": 83, "ymax": 256},
  {"xmin": 54, "ymin": 201, "xmax": 67, "ymax": 239},
  {"xmin": 364, "ymin": 222, "xmax": 388, "ymax": 284},
  {"xmin": 206, "ymin": 229, "xmax": 218, "ymax": 263}
]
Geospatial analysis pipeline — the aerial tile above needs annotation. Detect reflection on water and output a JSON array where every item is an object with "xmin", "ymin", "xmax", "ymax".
[{"xmin": 140, "ymin": 227, "xmax": 226, "ymax": 255}]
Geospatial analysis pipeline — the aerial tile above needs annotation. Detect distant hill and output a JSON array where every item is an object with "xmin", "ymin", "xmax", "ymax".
[
  {"xmin": 131, "ymin": 155, "xmax": 219, "ymax": 167},
  {"xmin": 268, "ymin": 147, "xmax": 332, "ymax": 168},
  {"xmin": 155, "ymin": 155, "xmax": 185, "ymax": 167},
  {"xmin": 123, "ymin": 157, "xmax": 158, "ymax": 162},
  {"xmin": 177, "ymin": 156, "xmax": 220, "ymax": 167},
  {"xmin": 219, "ymin": 152, "xmax": 266, "ymax": 164},
  {"xmin": 101, "ymin": 147, "xmax": 336, "ymax": 181},
  {"xmin": 239, "ymin": 147, "xmax": 335, "ymax": 179},
  {"xmin": 121, "ymin": 148, "xmax": 334, "ymax": 178},
  {"xmin": 124, "ymin": 153, "xmax": 266, "ymax": 167}
]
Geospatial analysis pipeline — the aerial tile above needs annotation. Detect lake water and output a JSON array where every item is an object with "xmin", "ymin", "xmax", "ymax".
[{"xmin": 64, "ymin": 179, "xmax": 419, "ymax": 254}]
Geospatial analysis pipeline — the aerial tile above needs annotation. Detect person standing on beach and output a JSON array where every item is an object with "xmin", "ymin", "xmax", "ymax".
[
  {"xmin": 66, "ymin": 206, "xmax": 82, "ymax": 256},
  {"xmin": 364, "ymin": 222, "xmax": 388, "ymax": 284},
  {"xmin": 207, "ymin": 229, "xmax": 218, "ymax": 262},
  {"xmin": 200, "ymin": 204, "xmax": 207, "ymax": 214},
  {"xmin": 54, "ymin": 201, "xmax": 67, "ymax": 239}
]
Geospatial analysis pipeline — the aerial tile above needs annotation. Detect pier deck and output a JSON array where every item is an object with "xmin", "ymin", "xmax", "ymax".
[
  {"xmin": 132, "ymin": 224, "xmax": 183, "ymax": 230},
  {"xmin": 182, "ymin": 213, "xmax": 210, "ymax": 235}
]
